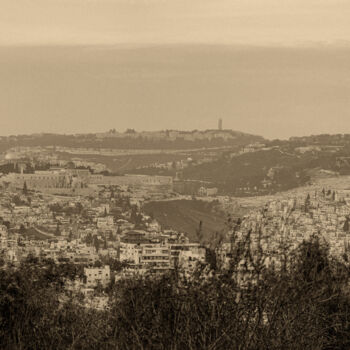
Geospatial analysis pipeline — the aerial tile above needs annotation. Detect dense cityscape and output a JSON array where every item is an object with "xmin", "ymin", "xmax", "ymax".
[
  {"xmin": 2, "ymin": 130, "xmax": 350, "ymax": 312},
  {"xmin": 3, "ymin": 1, "xmax": 350, "ymax": 346}
]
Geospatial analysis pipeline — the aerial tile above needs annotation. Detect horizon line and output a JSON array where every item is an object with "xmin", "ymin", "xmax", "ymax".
[
  {"xmin": 1, "ymin": 40, "xmax": 350, "ymax": 50},
  {"xmin": 1, "ymin": 129, "xmax": 347, "ymax": 142}
]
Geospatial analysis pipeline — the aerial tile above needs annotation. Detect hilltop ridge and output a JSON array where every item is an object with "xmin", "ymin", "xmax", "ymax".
[{"xmin": 0, "ymin": 129, "xmax": 265, "ymax": 152}]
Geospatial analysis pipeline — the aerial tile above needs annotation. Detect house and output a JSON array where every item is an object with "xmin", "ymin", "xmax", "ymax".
[
  {"xmin": 198, "ymin": 187, "xmax": 218, "ymax": 197},
  {"xmin": 97, "ymin": 216, "xmax": 114, "ymax": 229},
  {"xmin": 84, "ymin": 266, "xmax": 111, "ymax": 287},
  {"xmin": 119, "ymin": 243, "xmax": 141, "ymax": 264}
]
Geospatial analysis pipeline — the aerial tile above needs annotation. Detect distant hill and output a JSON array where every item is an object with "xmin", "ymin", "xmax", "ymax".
[
  {"xmin": 179, "ymin": 136, "xmax": 350, "ymax": 196},
  {"xmin": 0, "ymin": 130, "xmax": 264, "ymax": 153},
  {"xmin": 143, "ymin": 199, "xmax": 228, "ymax": 242},
  {"xmin": 181, "ymin": 149, "xmax": 310, "ymax": 196},
  {"xmin": 131, "ymin": 134, "xmax": 350, "ymax": 196}
]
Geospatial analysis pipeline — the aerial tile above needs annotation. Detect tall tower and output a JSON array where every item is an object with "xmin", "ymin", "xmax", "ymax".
[{"xmin": 218, "ymin": 118, "xmax": 223, "ymax": 130}]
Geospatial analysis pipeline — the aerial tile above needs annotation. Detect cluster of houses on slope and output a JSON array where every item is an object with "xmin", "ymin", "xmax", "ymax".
[{"xmin": 218, "ymin": 188, "xmax": 350, "ymax": 272}]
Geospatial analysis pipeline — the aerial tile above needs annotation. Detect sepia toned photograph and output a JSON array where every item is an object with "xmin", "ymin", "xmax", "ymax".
[{"xmin": 1, "ymin": 1, "xmax": 350, "ymax": 349}]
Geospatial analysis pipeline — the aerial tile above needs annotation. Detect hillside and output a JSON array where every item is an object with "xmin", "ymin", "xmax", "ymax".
[
  {"xmin": 143, "ymin": 199, "xmax": 227, "ymax": 242},
  {"xmin": 177, "ymin": 139, "xmax": 350, "ymax": 196},
  {"xmin": 0, "ymin": 130, "xmax": 264, "ymax": 153},
  {"xmin": 181, "ymin": 149, "xmax": 310, "ymax": 195},
  {"xmin": 22, "ymin": 227, "xmax": 52, "ymax": 240}
]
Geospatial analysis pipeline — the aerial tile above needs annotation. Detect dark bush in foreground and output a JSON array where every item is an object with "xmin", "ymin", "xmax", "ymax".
[{"xmin": 1, "ymin": 238, "xmax": 350, "ymax": 349}]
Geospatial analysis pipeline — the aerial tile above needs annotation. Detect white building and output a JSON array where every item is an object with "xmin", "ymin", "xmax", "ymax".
[
  {"xmin": 96, "ymin": 216, "xmax": 114, "ymax": 229},
  {"xmin": 119, "ymin": 243, "xmax": 141, "ymax": 264},
  {"xmin": 140, "ymin": 243, "xmax": 171, "ymax": 270}
]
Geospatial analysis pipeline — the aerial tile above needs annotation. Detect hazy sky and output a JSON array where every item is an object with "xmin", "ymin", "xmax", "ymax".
[
  {"xmin": 1, "ymin": 45, "xmax": 350, "ymax": 139},
  {"xmin": 2, "ymin": 0, "xmax": 350, "ymax": 46},
  {"xmin": 1, "ymin": 1, "xmax": 350, "ymax": 139}
]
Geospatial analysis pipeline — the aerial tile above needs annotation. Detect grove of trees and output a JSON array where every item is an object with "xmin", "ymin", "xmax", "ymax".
[{"xmin": 1, "ymin": 235, "xmax": 350, "ymax": 349}]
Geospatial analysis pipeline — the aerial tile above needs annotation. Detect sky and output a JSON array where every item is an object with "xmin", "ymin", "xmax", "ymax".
[
  {"xmin": 1, "ymin": 1, "xmax": 350, "ymax": 139},
  {"xmin": 1, "ymin": 0, "xmax": 350, "ymax": 46}
]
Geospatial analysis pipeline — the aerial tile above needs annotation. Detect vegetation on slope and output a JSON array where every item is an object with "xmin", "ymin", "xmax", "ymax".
[
  {"xmin": 143, "ymin": 199, "xmax": 227, "ymax": 242},
  {"xmin": 181, "ymin": 149, "xmax": 310, "ymax": 195},
  {"xmin": 1, "ymin": 236, "xmax": 350, "ymax": 349}
]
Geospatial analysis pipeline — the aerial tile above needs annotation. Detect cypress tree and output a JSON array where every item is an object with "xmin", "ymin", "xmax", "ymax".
[{"xmin": 23, "ymin": 181, "xmax": 28, "ymax": 195}]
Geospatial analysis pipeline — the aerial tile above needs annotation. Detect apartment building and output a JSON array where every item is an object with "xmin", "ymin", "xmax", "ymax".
[
  {"xmin": 140, "ymin": 243, "xmax": 171, "ymax": 270},
  {"xmin": 84, "ymin": 266, "xmax": 111, "ymax": 287}
]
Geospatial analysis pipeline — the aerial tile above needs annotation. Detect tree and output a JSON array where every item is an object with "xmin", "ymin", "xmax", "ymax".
[
  {"xmin": 130, "ymin": 206, "xmax": 142, "ymax": 227},
  {"xmin": 2, "ymin": 220, "xmax": 10, "ymax": 230},
  {"xmin": 23, "ymin": 181, "xmax": 28, "ymax": 195},
  {"xmin": 93, "ymin": 260, "xmax": 103, "ymax": 268},
  {"xmin": 1, "ymin": 235, "xmax": 350, "ymax": 349},
  {"xmin": 344, "ymin": 217, "xmax": 350, "ymax": 232},
  {"xmin": 85, "ymin": 232, "xmax": 93, "ymax": 245},
  {"xmin": 19, "ymin": 224, "xmax": 27, "ymax": 235},
  {"xmin": 304, "ymin": 193, "xmax": 311, "ymax": 213},
  {"xmin": 55, "ymin": 223, "xmax": 61, "ymax": 236},
  {"xmin": 195, "ymin": 220, "xmax": 203, "ymax": 244},
  {"xmin": 130, "ymin": 206, "xmax": 137, "ymax": 223},
  {"xmin": 76, "ymin": 202, "xmax": 83, "ymax": 214},
  {"xmin": 93, "ymin": 236, "xmax": 100, "ymax": 252}
]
